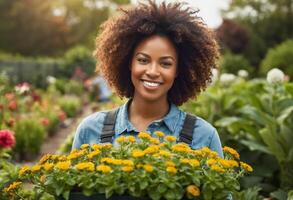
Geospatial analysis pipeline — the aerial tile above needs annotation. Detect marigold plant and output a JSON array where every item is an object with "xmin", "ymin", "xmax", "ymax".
[{"xmin": 6, "ymin": 132, "xmax": 252, "ymax": 200}]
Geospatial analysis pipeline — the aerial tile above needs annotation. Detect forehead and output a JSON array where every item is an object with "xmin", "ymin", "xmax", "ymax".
[{"xmin": 134, "ymin": 35, "xmax": 177, "ymax": 58}]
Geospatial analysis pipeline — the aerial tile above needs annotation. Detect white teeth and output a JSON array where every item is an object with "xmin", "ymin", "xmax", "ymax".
[{"xmin": 143, "ymin": 81, "xmax": 160, "ymax": 87}]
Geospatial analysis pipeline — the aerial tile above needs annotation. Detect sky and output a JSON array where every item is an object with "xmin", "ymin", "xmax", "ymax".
[{"xmin": 131, "ymin": 0, "xmax": 231, "ymax": 28}]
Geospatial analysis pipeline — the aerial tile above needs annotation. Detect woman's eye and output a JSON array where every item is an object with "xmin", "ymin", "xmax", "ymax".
[
  {"xmin": 161, "ymin": 62, "xmax": 172, "ymax": 67},
  {"xmin": 138, "ymin": 58, "xmax": 148, "ymax": 64}
]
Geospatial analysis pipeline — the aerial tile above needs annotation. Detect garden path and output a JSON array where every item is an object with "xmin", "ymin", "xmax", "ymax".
[{"xmin": 23, "ymin": 103, "xmax": 94, "ymax": 165}]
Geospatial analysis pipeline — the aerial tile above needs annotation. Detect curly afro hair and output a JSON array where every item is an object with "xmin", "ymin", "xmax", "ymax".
[{"xmin": 94, "ymin": 0, "xmax": 219, "ymax": 106}]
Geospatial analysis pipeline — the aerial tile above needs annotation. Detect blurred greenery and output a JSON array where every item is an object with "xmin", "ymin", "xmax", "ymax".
[
  {"xmin": 221, "ymin": 0, "xmax": 293, "ymax": 70},
  {"xmin": 0, "ymin": 0, "xmax": 130, "ymax": 56}
]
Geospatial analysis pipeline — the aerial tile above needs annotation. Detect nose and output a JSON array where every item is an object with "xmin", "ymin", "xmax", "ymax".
[{"xmin": 145, "ymin": 63, "xmax": 160, "ymax": 77}]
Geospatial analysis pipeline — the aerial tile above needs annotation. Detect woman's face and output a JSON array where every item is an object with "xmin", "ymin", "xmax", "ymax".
[{"xmin": 130, "ymin": 35, "xmax": 178, "ymax": 103}]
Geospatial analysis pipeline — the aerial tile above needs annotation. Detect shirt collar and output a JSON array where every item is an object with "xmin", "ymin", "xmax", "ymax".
[{"xmin": 116, "ymin": 99, "xmax": 181, "ymax": 135}]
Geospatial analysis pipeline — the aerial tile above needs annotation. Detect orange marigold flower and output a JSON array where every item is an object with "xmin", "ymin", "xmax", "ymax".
[
  {"xmin": 186, "ymin": 185, "xmax": 200, "ymax": 196},
  {"xmin": 223, "ymin": 146, "xmax": 240, "ymax": 159},
  {"xmin": 240, "ymin": 162, "xmax": 253, "ymax": 172}
]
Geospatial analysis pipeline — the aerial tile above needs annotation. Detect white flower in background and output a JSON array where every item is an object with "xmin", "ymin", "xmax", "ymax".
[
  {"xmin": 266, "ymin": 68, "xmax": 285, "ymax": 84},
  {"xmin": 237, "ymin": 69, "xmax": 248, "ymax": 78},
  {"xmin": 15, "ymin": 82, "xmax": 30, "ymax": 94},
  {"xmin": 219, "ymin": 73, "xmax": 236, "ymax": 85},
  {"xmin": 211, "ymin": 68, "xmax": 219, "ymax": 84},
  {"xmin": 46, "ymin": 76, "xmax": 56, "ymax": 84}
]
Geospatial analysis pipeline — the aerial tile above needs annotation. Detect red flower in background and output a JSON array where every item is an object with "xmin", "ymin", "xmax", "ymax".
[
  {"xmin": 8, "ymin": 101, "xmax": 17, "ymax": 111},
  {"xmin": 31, "ymin": 91, "xmax": 41, "ymax": 103},
  {"xmin": 4, "ymin": 93, "xmax": 15, "ymax": 101},
  {"xmin": 0, "ymin": 130, "xmax": 15, "ymax": 149},
  {"xmin": 58, "ymin": 111, "xmax": 66, "ymax": 122},
  {"xmin": 41, "ymin": 118, "xmax": 50, "ymax": 126},
  {"xmin": 0, "ymin": 104, "xmax": 3, "ymax": 111}
]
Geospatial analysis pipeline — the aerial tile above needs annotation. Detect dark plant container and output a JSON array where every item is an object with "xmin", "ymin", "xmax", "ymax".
[{"xmin": 56, "ymin": 193, "xmax": 151, "ymax": 200}]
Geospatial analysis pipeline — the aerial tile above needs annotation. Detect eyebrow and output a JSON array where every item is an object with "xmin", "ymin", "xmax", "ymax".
[{"xmin": 136, "ymin": 52, "xmax": 176, "ymax": 61}]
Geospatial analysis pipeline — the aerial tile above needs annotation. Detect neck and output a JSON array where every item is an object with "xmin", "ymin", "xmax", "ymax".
[{"xmin": 129, "ymin": 96, "xmax": 170, "ymax": 121}]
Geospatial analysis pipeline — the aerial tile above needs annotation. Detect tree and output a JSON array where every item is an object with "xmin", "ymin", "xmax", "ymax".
[{"xmin": 223, "ymin": 0, "xmax": 293, "ymax": 68}]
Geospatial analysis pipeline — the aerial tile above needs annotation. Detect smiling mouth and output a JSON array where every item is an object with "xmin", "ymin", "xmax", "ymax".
[{"xmin": 142, "ymin": 80, "xmax": 162, "ymax": 88}]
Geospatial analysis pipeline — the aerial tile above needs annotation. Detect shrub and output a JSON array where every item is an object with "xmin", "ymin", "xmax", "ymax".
[
  {"xmin": 58, "ymin": 95, "xmax": 81, "ymax": 118},
  {"xmin": 13, "ymin": 117, "xmax": 45, "ymax": 160},
  {"xmin": 60, "ymin": 46, "xmax": 96, "ymax": 78},
  {"xmin": 260, "ymin": 40, "xmax": 293, "ymax": 79},
  {"xmin": 219, "ymin": 53, "xmax": 253, "ymax": 76}
]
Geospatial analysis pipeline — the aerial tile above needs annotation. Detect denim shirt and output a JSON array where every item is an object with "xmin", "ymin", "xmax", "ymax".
[{"xmin": 72, "ymin": 100, "xmax": 223, "ymax": 157}]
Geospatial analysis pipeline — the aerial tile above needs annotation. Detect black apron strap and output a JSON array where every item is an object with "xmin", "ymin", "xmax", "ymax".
[
  {"xmin": 100, "ymin": 108, "xmax": 119, "ymax": 143},
  {"xmin": 179, "ymin": 113, "xmax": 197, "ymax": 145}
]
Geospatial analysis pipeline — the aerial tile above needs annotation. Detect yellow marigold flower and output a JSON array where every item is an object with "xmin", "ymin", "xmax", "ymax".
[
  {"xmin": 158, "ymin": 150, "xmax": 171, "ymax": 157},
  {"xmin": 154, "ymin": 131, "xmax": 165, "ymax": 138},
  {"xmin": 206, "ymin": 159, "xmax": 217, "ymax": 166},
  {"xmin": 166, "ymin": 161, "xmax": 176, "ymax": 167},
  {"xmin": 43, "ymin": 163, "xmax": 54, "ymax": 171},
  {"xmin": 180, "ymin": 158, "xmax": 190, "ymax": 164},
  {"xmin": 211, "ymin": 165, "xmax": 225, "ymax": 173},
  {"xmin": 75, "ymin": 162, "xmax": 95, "ymax": 171},
  {"xmin": 96, "ymin": 165, "xmax": 112, "ymax": 173},
  {"xmin": 67, "ymin": 152, "xmax": 81, "ymax": 160},
  {"xmin": 111, "ymin": 159, "xmax": 123, "ymax": 165},
  {"xmin": 208, "ymin": 151, "xmax": 219, "ymax": 159},
  {"xmin": 138, "ymin": 132, "xmax": 151, "ymax": 139},
  {"xmin": 143, "ymin": 164, "xmax": 154, "ymax": 172},
  {"xmin": 116, "ymin": 136, "xmax": 127, "ymax": 143},
  {"xmin": 171, "ymin": 143, "xmax": 190, "ymax": 152},
  {"xmin": 58, "ymin": 155, "xmax": 67, "ymax": 161},
  {"xmin": 189, "ymin": 159, "xmax": 200, "ymax": 167},
  {"xmin": 166, "ymin": 166, "xmax": 177, "ymax": 174},
  {"xmin": 56, "ymin": 161, "xmax": 71, "ymax": 170},
  {"xmin": 192, "ymin": 150, "xmax": 204, "ymax": 156},
  {"xmin": 122, "ymin": 166, "xmax": 134, "ymax": 172},
  {"xmin": 164, "ymin": 135, "xmax": 177, "ymax": 142},
  {"xmin": 3, "ymin": 181, "xmax": 22, "ymax": 193},
  {"xmin": 150, "ymin": 138, "xmax": 160, "ymax": 144},
  {"xmin": 201, "ymin": 147, "xmax": 212, "ymax": 155},
  {"xmin": 223, "ymin": 146, "xmax": 240, "ymax": 160},
  {"xmin": 87, "ymin": 150, "xmax": 100, "ymax": 159},
  {"xmin": 19, "ymin": 166, "xmax": 30, "ymax": 176},
  {"xmin": 92, "ymin": 144, "xmax": 102, "ymax": 150},
  {"xmin": 122, "ymin": 160, "xmax": 134, "ymax": 166},
  {"xmin": 80, "ymin": 144, "xmax": 90, "ymax": 149},
  {"xmin": 127, "ymin": 136, "xmax": 136, "ymax": 143},
  {"xmin": 51, "ymin": 154, "xmax": 59, "ymax": 160},
  {"xmin": 132, "ymin": 149, "xmax": 145, "ymax": 158},
  {"xmin": 144, "ymin": 146, "xmax": 159, "ymax": 154},
  {"xmin": 102, "ymin": 143, "xmax": 113, "ymax": 149},
  {"xmin": 186, "ymin": 185, "xmax": 200, "ymax": 196},
  {"xmin": 240, "ymin": 162, "xmax": 253, "ymax": 172},
  {"xmin": 38, "ymin": 154, "xmax": 51, "ymax": 164},
  {"xmin": 31, "ymin": 165, "xmax": 42, "ymax": 172}
]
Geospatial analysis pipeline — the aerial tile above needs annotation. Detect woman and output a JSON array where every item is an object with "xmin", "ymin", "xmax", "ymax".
[{"xmin": 72, "ymin": 0, "xmax": 222, "ymax": 157}]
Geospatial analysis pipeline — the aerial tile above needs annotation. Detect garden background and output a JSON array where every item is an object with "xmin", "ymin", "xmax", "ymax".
[{"xmin": 0, "ymin": 0, "xmax": 292, "ymax": 199}]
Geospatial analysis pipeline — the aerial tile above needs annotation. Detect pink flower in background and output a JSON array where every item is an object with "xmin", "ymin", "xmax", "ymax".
[
  {"xmin": 0, "ymin": 130, "xmax": 16, "ymax": 149},
  {"xmin": 15, "ymin": 82, "xmax": 31, "ymax": 94}
]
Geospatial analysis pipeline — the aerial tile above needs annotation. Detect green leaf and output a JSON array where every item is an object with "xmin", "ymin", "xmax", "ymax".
[
  {"xmin": 240, "ymin": 139, "xmax": 272, "ymax": 155},
  {"xmin": 139, "ymin": 179, "xmax": 148, "ymax": 190},
  {"xmin": 158, "ymin": 184, "xmax": 167, "ymax": 194}
]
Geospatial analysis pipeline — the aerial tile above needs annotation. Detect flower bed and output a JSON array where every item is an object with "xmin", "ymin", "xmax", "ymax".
[{"xmin": 5, "ymin": 132, "xmax": 252, "ymax": 200}]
